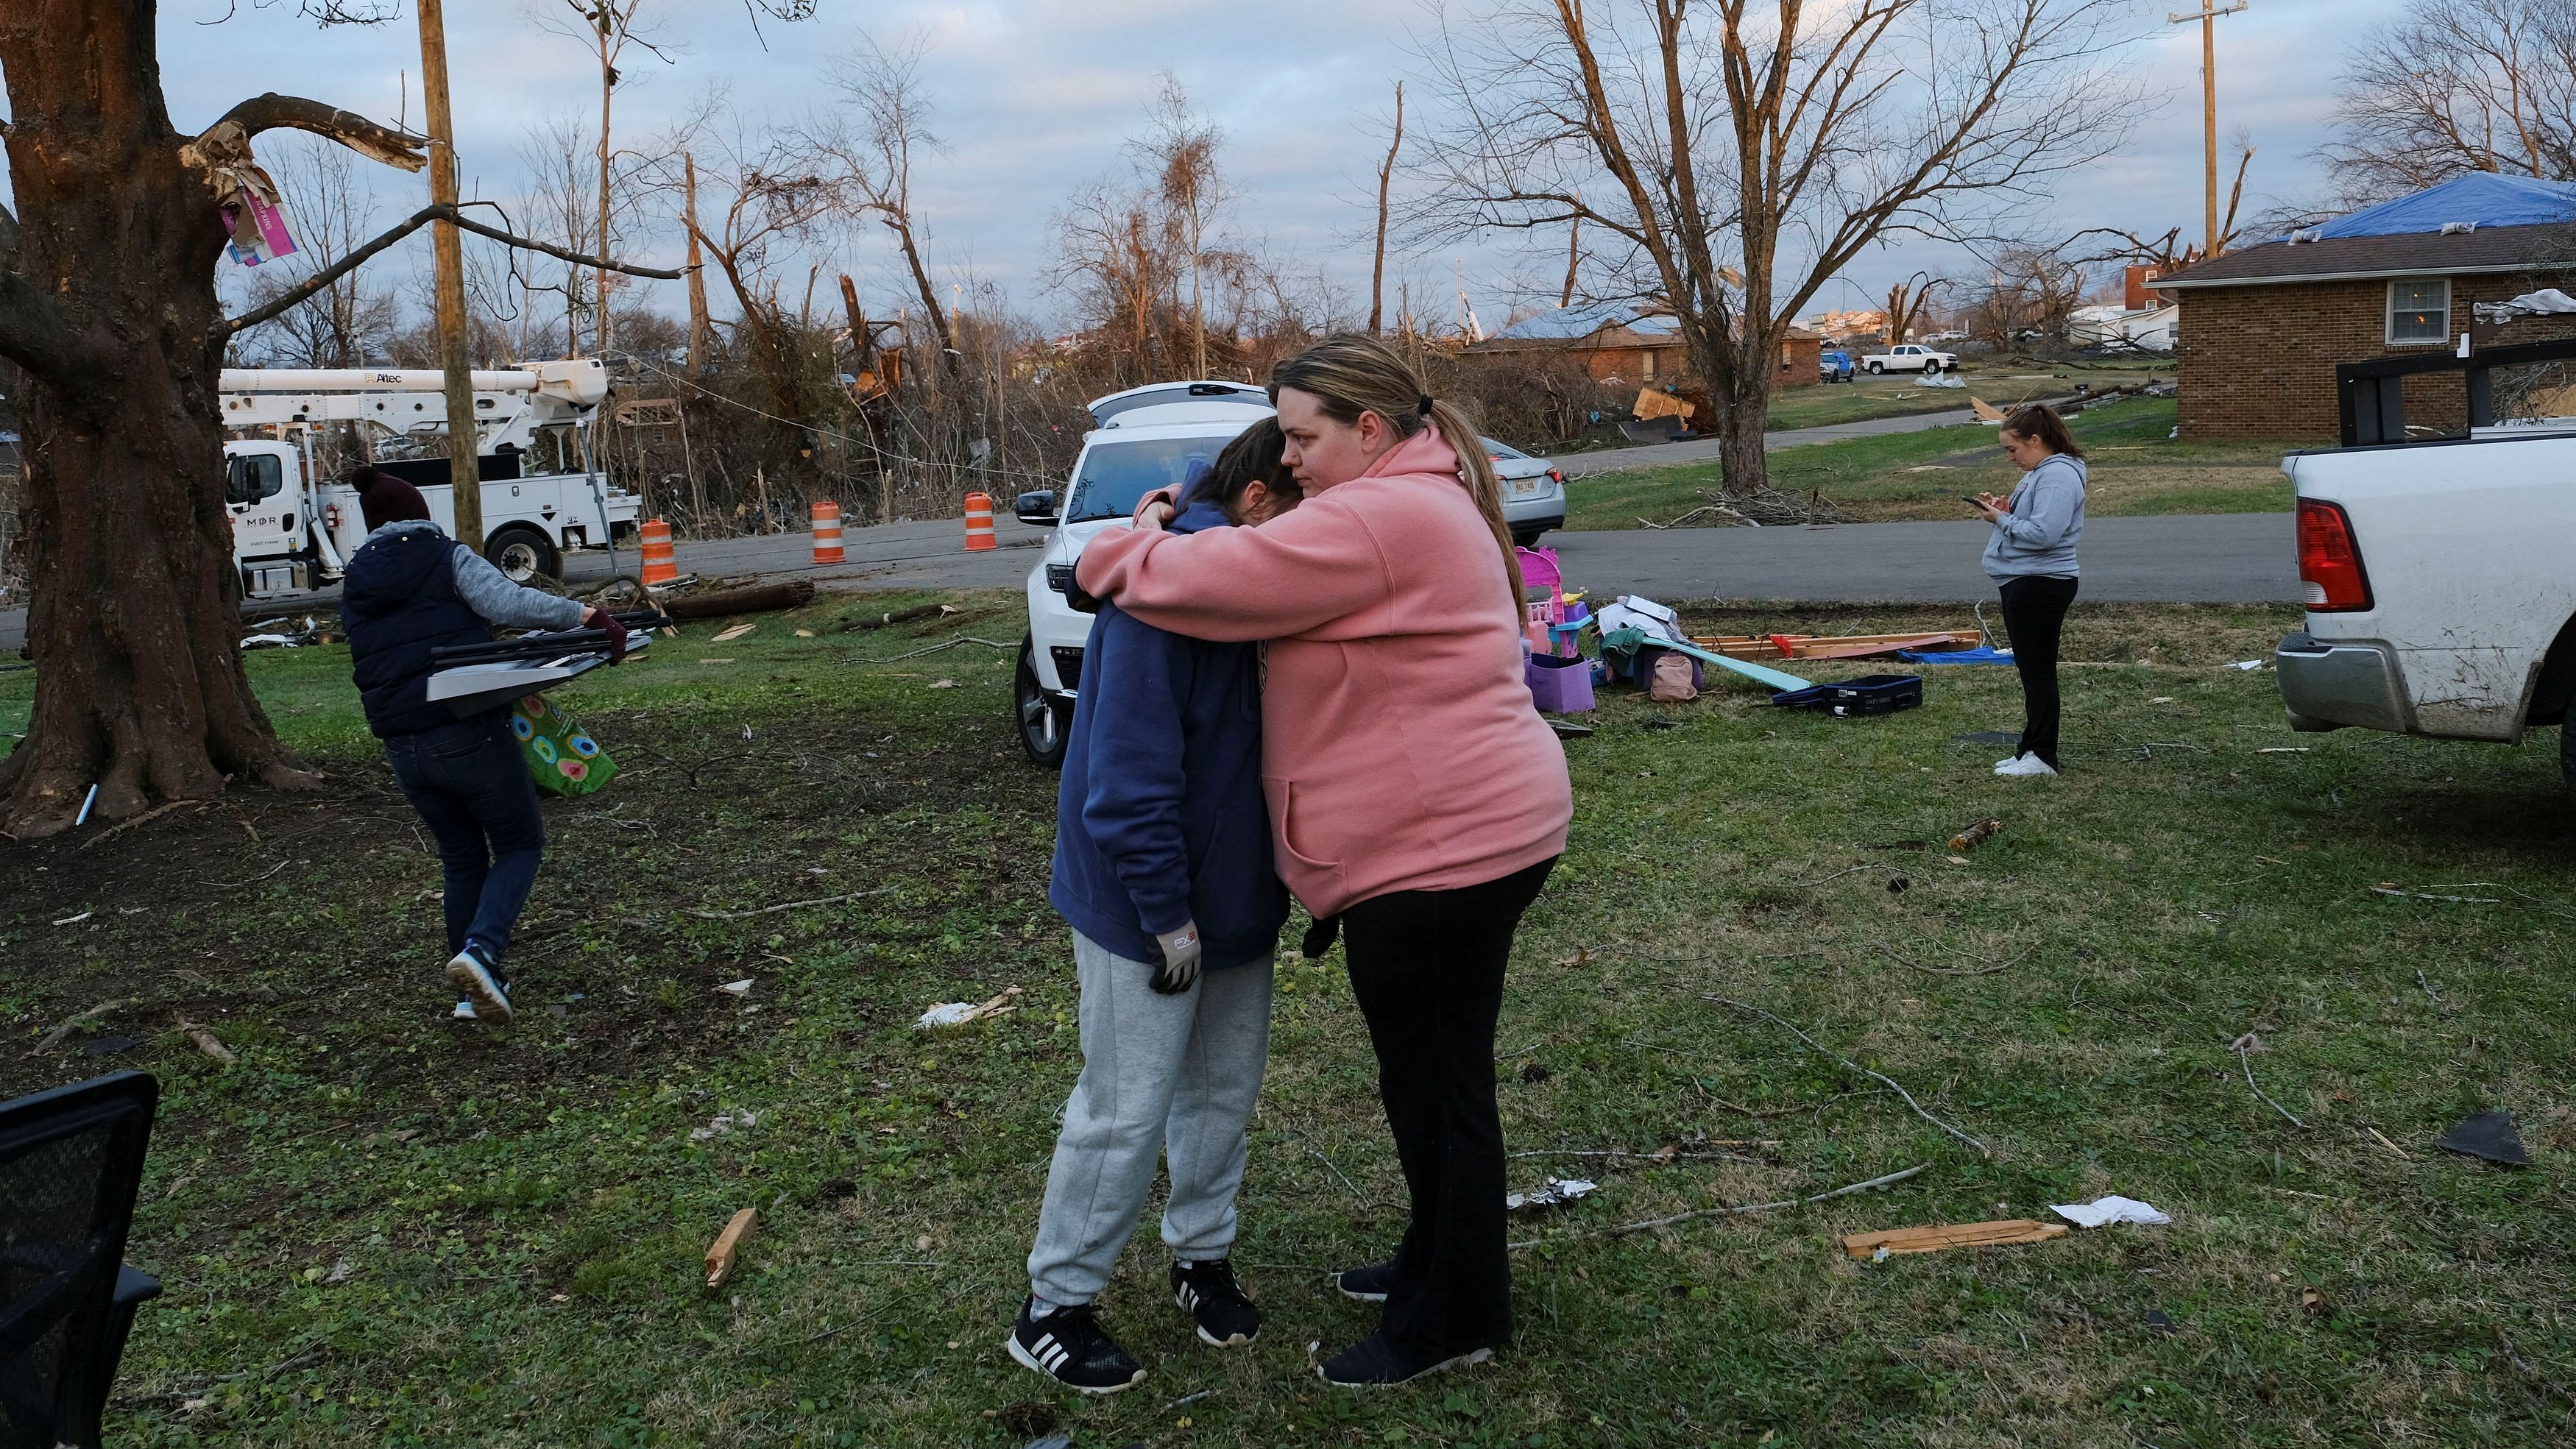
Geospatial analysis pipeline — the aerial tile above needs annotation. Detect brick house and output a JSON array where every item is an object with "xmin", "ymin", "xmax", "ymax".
[
  {"xmin": 1471, "ymin": 302, "xmax": 1823, "ymax": 389},
  {"xmin": 2156, "ymin": 174, "xmax": 2576, "ymax": 440}
]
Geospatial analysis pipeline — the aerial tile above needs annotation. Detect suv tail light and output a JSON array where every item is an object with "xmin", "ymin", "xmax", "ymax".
[{"xmin": 2296, "ymin": 497, "xmax": 2372, "ymax": 612}]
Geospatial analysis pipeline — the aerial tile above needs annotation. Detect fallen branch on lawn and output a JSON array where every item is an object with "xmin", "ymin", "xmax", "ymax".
[
  {"xmin": 1704, "ymin": 996, "xmax": 1991, "ymax": 1156},
  {"xmin": 75, "ymin": 799, "xmax": 208, "ymax": 851},
  {"xmin": 1509, "ymin": 1163, "xmax": 1927, "ymax": 1249},
  {"xmin": 2371, "ymin": 884, "xmax": 2502, "ymax": 905},
  {"xmin": 1309, "ymin": 1149, "xmax": 1372, "ymax": 1208},
  {"xmin": 26, "ymin": 999, "xmax": 135, "ymax": 1057},
  {"xmin": 689, "ymin": 888, "xmax": 894, "ymax": 920},
  {"xmin": 2230, "ymin": 1032, "xmax": 2305, "ymax": 1128},
  {"xmin": 844, "ymin": 635, "xmax": 1016, "ymax": 665}
]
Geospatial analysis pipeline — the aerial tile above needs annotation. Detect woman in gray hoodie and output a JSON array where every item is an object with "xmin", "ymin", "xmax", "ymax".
[{"xmin": 1973, "ymin": 405, "xmax": 2085, "ymax": 777}]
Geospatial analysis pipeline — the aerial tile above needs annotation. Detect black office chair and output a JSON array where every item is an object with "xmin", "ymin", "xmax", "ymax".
[{"xmin": 0, "ymin": 1071, "xmax": 163, "ymax": 1449}]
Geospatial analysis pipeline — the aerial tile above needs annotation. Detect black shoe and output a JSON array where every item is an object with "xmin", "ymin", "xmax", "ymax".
[
  {"xmin": 1332, "ymin": 1258, "xmax": 1397, "ymax": 1303},
  {"xmin": 1007, "ymin": 1298, "xmax": 1145, "ymax": 1395},
  {"xmin": 1171, "ymin": 1258, "xmax": 1262, "ymax": 1347},
  {"xmin": 1317, "ymin": 1331, "xmax": 1493, "ymax": 1388},
  {"xmin": 445, "ymin": 945, "xmax": 512, "ymax": 1024}
]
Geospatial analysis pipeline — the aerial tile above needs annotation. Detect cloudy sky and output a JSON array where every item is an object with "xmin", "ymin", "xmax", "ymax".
[{"xmin": 5, "ymin": 0, "xmax": 2399, "ymax": 333}]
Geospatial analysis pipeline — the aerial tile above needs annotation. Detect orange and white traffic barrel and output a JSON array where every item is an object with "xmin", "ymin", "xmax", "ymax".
[
  {"xmin": 811, "ymin": 500, "xmax": 844, "ymax": 564},
  {"xmin": 963, "ymin": 492, "xmax": 996, "ymax": 552},
  {"xmin": 640, "ymin": 519, "xmax": 678, "ymax": 584}
]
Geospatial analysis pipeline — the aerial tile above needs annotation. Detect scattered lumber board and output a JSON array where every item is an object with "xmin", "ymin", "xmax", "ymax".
[
  {"xmin": 704, "ymin": 1208, "xmax": 759, "ymax": 1289},
  {"xmin": 1691, "ymin": 631, "xmax": 1980, "ymax": 662},
  {"xmin": 1841, "ymin": 1219, "xmax": 2067, "ymax": 1259}
]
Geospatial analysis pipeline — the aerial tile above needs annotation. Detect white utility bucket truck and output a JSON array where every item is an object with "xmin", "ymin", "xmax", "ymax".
[{"xmin": 218, "ymin": 358, "xmax": 640, "ymax": 598}]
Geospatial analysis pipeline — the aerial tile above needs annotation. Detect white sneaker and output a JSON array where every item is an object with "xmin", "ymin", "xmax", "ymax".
[{"xmin": 1994, "ymin": 754, "xmax": 2059, "ymax": 777}]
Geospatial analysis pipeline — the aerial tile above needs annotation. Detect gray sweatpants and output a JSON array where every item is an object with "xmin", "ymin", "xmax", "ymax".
[{"xmin": 1026, "ymin": 930, "xmax": 1275, "ymax": 1307}]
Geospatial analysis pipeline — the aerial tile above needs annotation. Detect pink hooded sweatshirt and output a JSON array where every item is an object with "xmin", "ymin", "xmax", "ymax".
[{"xmin": 1075, "ymin": 427, "xmax": 1572, "ymax": 918}]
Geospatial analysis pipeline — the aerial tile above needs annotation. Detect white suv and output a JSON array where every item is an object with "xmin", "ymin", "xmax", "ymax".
[
  {"xmin": 1010, "ymin": 380, "xmax": 1571, "ymax": 766},
  {"xmin": 1013, "ymin": 382, "xmax": 1275, "ymax": 765}
]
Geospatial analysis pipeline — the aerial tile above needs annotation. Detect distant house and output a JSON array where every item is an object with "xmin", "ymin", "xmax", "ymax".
[
  {"xmin": 2155, "ymin": 174, "xmax": 2576, "ymax": 440},
  {"xmin": 1468, "ymin": 301, "xmax": 1824, "ymax": 389},
  {"xmin": 2068, "ymin": 302, "xmax": 2178, "ymax": 352}
]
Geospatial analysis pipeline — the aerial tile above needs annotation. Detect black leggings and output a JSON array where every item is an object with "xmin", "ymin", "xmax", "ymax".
[
  {"xmin": 1998, "ymin": 574, "xmax": 2078, "ymax": 767},
  {"xmin": 1340, "ymin": 856, "xmax": 1557, "ymax": 1361}
]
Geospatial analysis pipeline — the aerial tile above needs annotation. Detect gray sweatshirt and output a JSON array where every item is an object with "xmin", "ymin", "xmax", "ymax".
[
  {"xmin": 1982, "ymin": 453, "xmax": 2086, "ymax": 580},
  {"xmin": 363, "ymin": 520, "xmax": 588, "ymax": 631}
]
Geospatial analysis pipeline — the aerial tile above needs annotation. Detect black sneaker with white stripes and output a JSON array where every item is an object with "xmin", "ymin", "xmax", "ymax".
[
  {"xmin": 1170, "ymin": 1258, "xmax": 1262, "ymax": 1347},
  {"xmin": 1332, "ymin": 1258, "xmax": 1398, "ymax": 1303},
  {"xmin": 1007, "ymin": 1298, "xmax": 1144, "ymax": 1394}
]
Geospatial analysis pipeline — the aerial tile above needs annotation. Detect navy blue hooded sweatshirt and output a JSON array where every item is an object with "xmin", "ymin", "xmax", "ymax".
[
  {"xmin": 341, "ymin": 525, "xmax": 494, "ymax": 738},
  {"xmin": 1047, "ymin": 500, "xmax": 1289, "ymax": 970}
]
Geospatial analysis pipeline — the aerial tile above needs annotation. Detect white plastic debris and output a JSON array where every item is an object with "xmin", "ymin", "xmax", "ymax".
[
  {"xmin": 690, "ymin": 1109, "xmax": 760, "ymax": 1142},
  {"xmin": 916, "ymin": 986, "xmax": 1022, "ymax": 1030},
  {"xmin": 2050, "ymin": 1195, "xmax": 2171, "ymax": 1228},
  {"xmin": 716, "ymin": 979, "xmax": 753, "ymax": 996},
  {"xmin": 1505, "ymin": 1177, "xmax": 1598, "ymax": 1212},
  {"xmin": 2229, "ymin": 660, "xmax": 2265, "ymax": 670}
]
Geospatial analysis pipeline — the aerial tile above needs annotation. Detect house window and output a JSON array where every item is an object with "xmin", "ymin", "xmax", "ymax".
[{"xmin": 2388, "ymin": 278, "xmax": 2449, "ymax": 344}]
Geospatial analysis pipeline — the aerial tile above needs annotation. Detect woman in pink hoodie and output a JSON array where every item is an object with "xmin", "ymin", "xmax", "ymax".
[{"xmin": 1077, "ymin": 333, "xmax": 1573, "ymax": 1387}]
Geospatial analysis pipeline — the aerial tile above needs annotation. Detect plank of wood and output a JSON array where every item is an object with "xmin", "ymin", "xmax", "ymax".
[
  {"xmin": 1691, "ymin": 631, "xmax": 1980, "ymax": 661},
  {"xmin": 1841, "ymin": 1219, "xmax": 2067, "ymax": 1258},
  {"xmin": 704, "ymin": 1208, "xmax": 760, "ymax": 1289},
  {"xmin": 1794, "ymin": 634, "xmax": 1964, "ymax": 661}
]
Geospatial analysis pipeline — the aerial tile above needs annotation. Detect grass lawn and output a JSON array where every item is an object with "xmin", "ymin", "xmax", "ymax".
[
  {"xmin": 7, "ymin": 593, "xmax": 2575, "ymax": 1447},
  {"xmin": 1563, "ymin": 399, "xmax": 2321, "ymax": 531}
]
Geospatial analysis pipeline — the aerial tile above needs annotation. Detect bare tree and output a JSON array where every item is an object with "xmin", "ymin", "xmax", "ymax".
[
  {"xmin": 2322, "ymin": 0, "xmax": 2576, "ymax": 206},
  {"xmin": 227, "ymin": 137, "xmax": 400, "ymax": 369},
  {"xmin": 1882, "ymin": 271, "xmax": 1939, "ymax": 346},
  {"xmin": 1963, "ymin": 244, "xmax": 2087, "ymax": 350},
  {"xmin": 1372, "ymin": 81, "xmax": 1406, "ymax": 333},
  {"xmin": 531, "ymin": 0, "xmax": 676, "ymax": 357},
  {"xmin": 1139, "ymin": 75, "xmax": 1228, "ymax": 380},
  {"xmin": 1409, "ymin": 0, "xmax": 2147, "ymax": 494},
  {"xmin": 676, "ymin": 112, "xmax": 841, "ymax": 426},
  {"xmin": 813, "ymin": 37, "xmax": 957, "ymax": 375}
]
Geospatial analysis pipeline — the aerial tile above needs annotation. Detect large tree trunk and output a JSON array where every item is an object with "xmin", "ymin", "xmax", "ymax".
[{"xmin": 0, "ymin": 4, "xmax": 328, "ymax": 835}]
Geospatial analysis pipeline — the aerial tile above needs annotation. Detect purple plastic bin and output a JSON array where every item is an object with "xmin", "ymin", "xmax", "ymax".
[{"xmin": 1526, "ymin": 651, "xmax": 1595, "ymax": 713}]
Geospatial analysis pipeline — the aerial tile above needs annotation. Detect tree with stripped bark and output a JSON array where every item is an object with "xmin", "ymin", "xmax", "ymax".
[{"xmin": 1408, "ymin": 0, "xmax": 2146, "ymax": 495}]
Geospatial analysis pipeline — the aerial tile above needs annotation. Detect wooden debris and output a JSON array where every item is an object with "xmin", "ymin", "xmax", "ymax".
[
  {"xmin": 177, "ymin": 1018, "xmax": 237, "ymax": 1066},
  {"xmin": 704, "ymin": 1208, "xmax": 759, "ymax": 1289},
  {"xmin": 1947, "ymin": 818, "xmax": 2003, "ymax": 853},
  {"xmin": 710, "ymin": 622, "xmax": 757, "ymax": 644},
  {"xmin": 26, "ymin": 999, "xmax": 131, "ymax": 1057},
  {"xmin": 664, "ymin": 578, "xmax": 815, "ymax": 621},
  {"xmin": 1689, "ymin": 631, "xmax": 1978, "ymax": 662},
  {"xmin": 76, "ymin": 798, "xmax": 208, "ymax": 851},
  {"xmin": 1842, "ymin": 1219, "xmax": 2068, "ymax": 1259},
  {"xmin": 838, "ymin": 603, "xmax": 958, "ymax": 632}
]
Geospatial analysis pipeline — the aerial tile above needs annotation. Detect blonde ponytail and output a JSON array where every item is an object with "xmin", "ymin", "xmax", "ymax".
[{"xmin": 1270, "ymin": 334, "xmax": 1526, "ymax": 618}]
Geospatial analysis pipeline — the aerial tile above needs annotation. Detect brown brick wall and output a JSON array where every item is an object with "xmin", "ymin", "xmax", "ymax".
[{"xmin": 2170, "ymin": 272, "xmax": 2576, "ymax": 441}]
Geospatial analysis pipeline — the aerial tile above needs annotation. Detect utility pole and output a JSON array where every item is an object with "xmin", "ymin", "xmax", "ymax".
[
  {"xmin": 417, "ymin": 0, "xmax": 484, "ymax": 556},
  {"xmin": 683, "ymin": 152, "xmax": 711, "ymax": 380},
  {"xmin": 2169, "ymin": 1, "xmax": 2248, "ymax": 260}
]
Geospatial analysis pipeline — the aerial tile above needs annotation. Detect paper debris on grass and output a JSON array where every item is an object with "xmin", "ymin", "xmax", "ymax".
[
  {"xmin": 929, "ymin": 679, "xmax": 959, "ymax": 690},
  {"xmin": 711, "ymin": 623, "xmax": 757, "ymax": 643},
  {"xmin": 917, "ymin": 985, "xmax": 1022, "ymax": 1030},
  {"xmin": 716, "ymin": 979, "xmax": 753, "ymax": 996},
  {"xmin": 690, "ymin": 1109, "xmax": 760, "ymax": 1141},
  {"xmin": 2050, "ymin": 1195, "xmax": 2171, "ymax": 1228},
  {"xmin": 1506, "ymin": 1177, "xmax": 1598, "ymax": 1212},
  {"xmin": 794, "ymin": 628, "xmax": 815, "ymax": 638},
  {"xmin": 2229, "ymin": 660, "xmax": 2265, "ymax": 670}
]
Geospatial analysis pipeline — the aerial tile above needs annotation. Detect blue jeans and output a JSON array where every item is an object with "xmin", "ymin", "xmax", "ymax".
[{"xmin": 383, "ymin": 712, "xmax": 546, "ymax": 965}]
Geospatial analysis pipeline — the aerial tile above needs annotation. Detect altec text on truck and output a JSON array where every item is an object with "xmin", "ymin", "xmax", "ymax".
[
  {"xmin": 2274, "ymin": 336, "xmax": 2576, "ymax": 800},
  {"xmin": 218, "ymin": 360, "xmax": 640, "ymax": 599}
]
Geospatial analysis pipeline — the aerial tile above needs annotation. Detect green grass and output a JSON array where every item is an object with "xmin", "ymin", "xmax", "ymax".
[
  {"xmin": 8, "ymin": 594, "xmax": 2575, "ymax": 1446},
  {"xmin": 1564, "ymin": 399, "xmax": 2318, "ymax": 531}
]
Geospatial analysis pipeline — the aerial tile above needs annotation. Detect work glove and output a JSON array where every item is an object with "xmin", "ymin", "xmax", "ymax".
[
  {"xmin": 1149, "ymin": 921, "xmax": 1204, "ymax": 995},
  {"xmin": 583, "ymin": 606, "xmax": 630, "ymax": 665}
]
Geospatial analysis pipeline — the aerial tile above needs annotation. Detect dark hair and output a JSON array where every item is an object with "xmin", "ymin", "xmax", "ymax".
[
  {"xmin": 1186, "ymin": 418, "xmax": 1301, "ymax": 521},
  {"xmin": 2000, "ymin": 404, "xmax": 2084, "ymax": 460},
  {"xmin": 1268, "ymin": 333, "xmax": 1523, "ymax": 613}
]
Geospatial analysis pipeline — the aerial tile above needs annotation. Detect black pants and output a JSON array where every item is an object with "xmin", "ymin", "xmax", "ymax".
[
  {"xmin": 1998, "ymin": 574, "xmax": 2079, "ymax": 767},
  {"xmin": 1340, "ymin": 855, "xmax": 1557, "ymax": 1361}
]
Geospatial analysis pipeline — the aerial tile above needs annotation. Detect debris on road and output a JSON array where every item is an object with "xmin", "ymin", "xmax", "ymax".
[
  {"xmin": 1842, "ymin": 1219, "xmax": 2069, "ymax": 1260},
  {"xmin": 704, "ymin": 1207, "xmax": 758, "ymax": 1289},
  {"xmin": 2436, "ymin": 1110, "xmax": 2529, "ymax": 1166},
  {"xmin": 2050, "ymin": 1195, "xmax": 2171, "ymax": 1228}
]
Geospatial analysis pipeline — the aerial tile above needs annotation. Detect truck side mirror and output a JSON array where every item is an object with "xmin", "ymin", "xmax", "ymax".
[
  {"xmin": 1014, "ymin": 489, "xmax": 1058, "ymax": 525},
  {"xmin": 223, "ymin": 456, "xmax": 250, "ymax": 506}
]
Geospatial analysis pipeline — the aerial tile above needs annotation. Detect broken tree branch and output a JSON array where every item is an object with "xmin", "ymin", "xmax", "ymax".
[
  {"xmin": 688, "ymin": 887, "xmax": 893, "ymax": 921},
  {"xmin": 26, "ymin": 999, "xmax": 135, "ymax": 1057},
  {"xmin": 200, "ymin": 93, "xmax": 428, "ymax": 171},
  {"xmin": 1705, "ymin": 996, "xmax": 1991, "ymax": 1156},
  {"xmin": 1510, "ymin": 1163, "xmax": 1928, "ymax": 1250},
  {"xmin": 76, "ymin": 798, "xmax": 208, "ymax": 852},
  {"xmin": 2230, "ymin": 1032, "xmax": 2306, "ymax": 1128},
  {"xmin": 224, "ymin": 202, "xmax": 687, "ymax": 336}
]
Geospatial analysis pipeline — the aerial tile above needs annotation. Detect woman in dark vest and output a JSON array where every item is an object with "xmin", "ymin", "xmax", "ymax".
[{"xmin": 339, "ymin": 467, "xmax": 626, "ymax": 1024}]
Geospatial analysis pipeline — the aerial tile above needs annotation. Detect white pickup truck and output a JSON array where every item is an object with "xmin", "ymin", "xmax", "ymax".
[
  {"xmin": 1861, "ymin": 343, "xmax": 1958, "ymax": 374},
  {"xmin": 2274, "ymin": 343, "xmax": 2576, "ymax": 798}
]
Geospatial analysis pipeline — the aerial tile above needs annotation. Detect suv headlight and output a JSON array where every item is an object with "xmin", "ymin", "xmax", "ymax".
[{"xmin": 1046, "ymin": 564, "xmax": 1076, "ymax": 596}]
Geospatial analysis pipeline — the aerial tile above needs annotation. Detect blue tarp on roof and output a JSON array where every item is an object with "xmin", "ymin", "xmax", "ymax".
[
  {"xmin": 1493, "ymin": 301, "xmax": 1679, "ymax": 341},
  {"xmin": 2311, "ymin": 173, "xmax": 2576, "ymax": 240}
]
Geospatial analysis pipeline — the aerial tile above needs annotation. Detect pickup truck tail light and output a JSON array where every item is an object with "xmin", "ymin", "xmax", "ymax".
[{"xmin": 2296, "ymin": 497, "xmax": 2372, "ymax": 612}]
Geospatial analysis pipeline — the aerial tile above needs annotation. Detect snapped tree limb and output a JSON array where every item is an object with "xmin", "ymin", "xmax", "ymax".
[
  {"xmin": 224, "ymin": 203, "xmax": 687, "ymax": 336},
  {"xmin": 196, "ymin": 93, "xmax": 429, "ymax": 173}
]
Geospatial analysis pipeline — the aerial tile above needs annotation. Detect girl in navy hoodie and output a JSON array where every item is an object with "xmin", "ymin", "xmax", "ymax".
[{"xmin": 1010, "ymin": 420, "xmax": 1301, "ymax": 1394}]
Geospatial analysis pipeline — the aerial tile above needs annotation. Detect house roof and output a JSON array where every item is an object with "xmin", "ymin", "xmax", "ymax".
[
  {"xmin": 2158, "ymin": 174, "xmax": 2576, "ymax": 291},
  {"xmin": 1490, "ymin": 301, "xmax": 1681, "ymax": 341}
]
